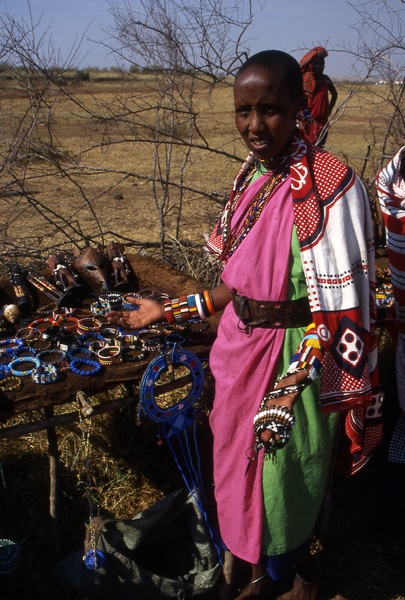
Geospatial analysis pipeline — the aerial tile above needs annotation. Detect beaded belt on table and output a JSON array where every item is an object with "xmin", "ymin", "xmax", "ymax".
[{"xmin": 232, "ymin": 293, "xmax": 312, "ymax": 330}]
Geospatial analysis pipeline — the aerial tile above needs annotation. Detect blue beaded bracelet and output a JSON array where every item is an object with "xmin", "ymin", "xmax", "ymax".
[
  {"xmin": 70, "ymin": 358, "xmax": 102, "ymax": 376},
  {"xmin": 9, "ymin": 356, "xmax": 42, "ymax": 377},
  {"xmin": 0, "ymin": 338, "xmax": 23, "ymax": 355},
  {"xmin": 68, "ymin": 346, "xmax": 92, "ymax": 361}
]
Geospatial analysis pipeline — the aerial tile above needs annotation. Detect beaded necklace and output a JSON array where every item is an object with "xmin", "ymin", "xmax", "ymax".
[{"xmin": 219, "ymin": 154, "xmax": 290, "ymax": 261}]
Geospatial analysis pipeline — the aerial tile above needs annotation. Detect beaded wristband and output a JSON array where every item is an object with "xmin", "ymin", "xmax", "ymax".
[
  {"xmin": 9, "ymin": 356, "xmax": 42, "ymax": 377},
  {"xmin": 27, "ymin": 317, "xmax": 58, "ymax": 333},
  {"xmin": 77, "ymin": 317, "xmax": 102, "ymax": 335},
  {"xmin": 70, "ymin": 358, "xmax": 102, "ymax": 376},
  {"xmin": 27, "ymin": 336, "xmax": 51, "ymax": 352},
  {"xmin": 54, "ymin": 316, "xmax": 79, "ymax": 331},
  {"xmin": 97, "ymin": 345, "xmax": 121, "ymax": 365},
  {"xmin": 121, "ymin": 344, "xmax": 148, "ymax": 363},
  {"xmin": 32, "ymin": 364, "xmax": 58, "ymax": 384},
  {"xmin": 0, "ymin": 338, "xmax": 24, "ymax": 354},
  {"xmin": 90, "ymin": 301, "xmax": 106, "ymax": 316},
  {"xmin": 77, "ymin": 332, "xmax": 105, "ymax": 348},
  {"xmin": 37, "ymin": 349, "xmax": 67, "ymax": 364},
  {"xmin": 0, "ymin": 375, "xmax": 22, "ymax": 392}
]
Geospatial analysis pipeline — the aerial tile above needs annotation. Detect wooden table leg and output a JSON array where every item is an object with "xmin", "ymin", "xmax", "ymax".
[{"xmin": 44, "ymin": 407, "xmax": 63, "ymax": 559}]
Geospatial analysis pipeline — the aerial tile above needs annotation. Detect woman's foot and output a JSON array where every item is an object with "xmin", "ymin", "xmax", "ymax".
[
  {"xmin": 233, "ymin": 571, "xmax": 274, "ymax": 599},
  {"xmin": 290, "ymin": 553, "xmax": 321, "ymax": 600}
]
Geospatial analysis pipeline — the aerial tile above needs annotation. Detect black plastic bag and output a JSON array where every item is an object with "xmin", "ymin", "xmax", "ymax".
[{"xmin": 54, "ymin": 488, "xmax": 221, "ymax": 599}]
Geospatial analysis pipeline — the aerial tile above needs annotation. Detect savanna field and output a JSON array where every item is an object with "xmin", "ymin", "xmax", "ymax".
[{"xmin": 0, "ymin": 73, "xmax": 404, "ymax": 599}]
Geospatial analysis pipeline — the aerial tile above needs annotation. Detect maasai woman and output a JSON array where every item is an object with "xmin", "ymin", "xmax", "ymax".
[
  {"xmin": 299, "ymin": 46, "xmax": 338, "ymax": 146},
  {"xmin": 107, "ymin": 50, "xmax": 381, "ymax": 600}
]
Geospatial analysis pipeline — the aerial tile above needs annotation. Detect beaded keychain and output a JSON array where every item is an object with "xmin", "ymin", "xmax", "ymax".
[{"xmin": 76, "ymin": 392, "xmax": 106, "ymax": 572}]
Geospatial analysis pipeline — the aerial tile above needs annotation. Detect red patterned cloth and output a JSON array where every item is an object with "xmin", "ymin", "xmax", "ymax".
[
  {"xmin": 299, "ymin": 46, "xmax": 328, "ymax": 106},
  {"xmin": 206, "ymin": 130, "xmax": 382, "ymax": 474}
]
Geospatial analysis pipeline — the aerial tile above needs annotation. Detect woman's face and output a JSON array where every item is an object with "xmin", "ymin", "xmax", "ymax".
[{"xmin": 234, "ymin": 66, "xmax": 301, "ymax": 161}]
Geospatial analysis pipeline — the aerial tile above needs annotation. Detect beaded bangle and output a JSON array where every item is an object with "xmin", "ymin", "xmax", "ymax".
[
  {"xmin": 121, "ymin": 344, "xmax": 148, "ymax": 363},
  {"xmin": 9, "ymin": 356, "xmax": 42, "ymax": 377},
  {"xmin": 70, "ymin": 358, "xmax": 102, "ymax": 376},
  {"xmin": 253, "ymin": 405, "xmax": 295, "ymax": 455},
  {"xmin": 203, "ymin": 290, "xmax": 216, "ymax": 315},
  {"xmin": 90, "ymin": 301, "xmax": 106, "ymax": 316},
  {"xmin": 37, "ymin": 349, "xmax": 67, "ymax": 364},
  {"xmin": 122, "ymin": 293, "xmax": 141, "ymax": 311},
  {"xmin": 68, "ymin": 346, "xmax": 92, "ymax": 361},
  {"xmin": 54, "ymin": 316, "xmax": 79, "ymax": 331},
  {"xmin": 15, "ymin": 345, "xmax": 37, "ymax": 358},
  {"xmin": 0, "ymin": 375, "xmax": 22, "ymax": 392},
  {"xmin": 99, "ymin": 292, "xmax": 122, "ymax": 311},
  {"xmin": 27, "ymin": 317, "xmax": 58, "ymax": 333},
  {"xmin": 138, "ymin": 288, "xmax": 155, "ymax": 299},
  {"xmin": 77, "ymin": 317, "xmax": 102, "ymax": 335},
  {"xmin": 0, "ymin": 364, "xmax": 10, "ymax": 378},
  {"xmin": 163, "ymin": 299, "xmax": 175, "ymax": 323},
  {"xmin": 77, "ymin": 332, "xmax": 105, "ymax": 348},
  {"xmin": 32, "ymin": 364, "xmax": 58, "ymax": 384},
  {"xmin": 97, "ymin": 345, "xmax": 121, "ymax": 365},
  {"xmin": 27, "ymin": 336, "xmax": 51, "ymax": 352},
  {"xmin": 0, "ymin": 338, "xmax": 24, "ymax": 354}
]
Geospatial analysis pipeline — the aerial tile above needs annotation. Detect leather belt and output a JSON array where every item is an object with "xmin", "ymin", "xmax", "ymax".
[{"xmin": 232, "ymin": 293, "xmax": 312, "ymax": 330}]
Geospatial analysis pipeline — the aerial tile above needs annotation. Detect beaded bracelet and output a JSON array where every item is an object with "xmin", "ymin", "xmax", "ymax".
[
  {"xmin": 27, "ymin": 317, "xmax": 58, "ymax": 333},
  {"xmin": 0, "ymin": 375, "xmax": 22, "ymax": 392},
  {"xmin": 77, "ymin": 317, "xmax": 102, "ymax": 336},
  {"xmin": 121, "ymin": 344, "xmax": 148, "ymax": 363},
  {"xmin": 90, "ymin": 301, "xmax": 106, "ymax": 316},
  {"xmin": 15, "ymin": 345, "xmax": 37, "ymax": 359},
  {"xmin": 70, "ymin": 358, "xmax": 102, "ymax": 376},
  {"xmin": 77, "ymin": 332, "xmax": 105, "ymax": 348},
  {"xmin": 122, "ymin": 293, "xmax": 141, "ymax": 311},
  {"xmin": 0, "ymin": 364, "xmax": 10, "ymax": 379},
  {"xmin": 27, "ymin": 337, "xmax": 52, "ymax": 353},
  {"xmin": 37, "ymin": 349, "xmax": 67, "ymax": 364},
  {"xmin": 0, "ymin": 338, "xmax": 23, "ymax": 354},
  {"xmin": 9, "ymin": 356, "xmax": 42, "ymax": 377},
  {"xmin": 32, "ymin": 364, "xmax": 58, "ymax": 384},
  {"xmin": 97, "ymin": 345, "xmax": 121, "ymax": 365},
  {"xmin": 253, "ymin": 405, "xmax": 295, "ymax": 455},
  {"xmin": 54, "ymin": 316, "xmax": 79, "ymax": 331},
  {"xmin": 68, "ymin": 346, "xmax": 92, "ymax": 361}
]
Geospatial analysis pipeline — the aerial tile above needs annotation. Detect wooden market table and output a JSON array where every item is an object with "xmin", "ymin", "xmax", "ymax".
[{"xmin": 0, "ymin": 253, "xmax": 220, "ymax": 556}]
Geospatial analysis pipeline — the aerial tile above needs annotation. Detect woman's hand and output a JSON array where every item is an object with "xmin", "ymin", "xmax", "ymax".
[
  {"xmin": 259, "ymin": 368, "xmax": 310, "ymax": 445},
  {"xmin": 105, "ymin": 297, "xmax": 165, "ymax": 330}
]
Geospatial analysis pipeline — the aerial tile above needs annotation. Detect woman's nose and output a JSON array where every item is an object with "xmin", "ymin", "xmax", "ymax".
[{"xmin": 249, "ymin": 110, "xmax": 265, "ymax": 134}]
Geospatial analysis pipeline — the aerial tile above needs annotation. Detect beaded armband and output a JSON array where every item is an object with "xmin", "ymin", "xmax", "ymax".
[
  {"xmin": 163, "ymin": 291, "xmax": 215, "ymax": 324},
  {"xmin": 253, "ymin": 405, "xmax": 295, "ymax": 457},
  {"xmin": 287, "ymin": 322, "xmax": 323, "ymax": 382}
]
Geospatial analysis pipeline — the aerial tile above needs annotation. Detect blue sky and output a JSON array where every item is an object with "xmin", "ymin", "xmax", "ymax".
[{"xmin": 1, "ymin": 0, "xmax": 401, "ymax": 78}]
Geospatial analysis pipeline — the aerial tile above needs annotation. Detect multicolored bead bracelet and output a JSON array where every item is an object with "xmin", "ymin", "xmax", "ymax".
[
  {"xmin": 0, "ymin": 375, "xmax": 22, "ymax": 392},
  {"xmin": 32, "ymin": 364, "xmax": 58, "ymax": 384}
]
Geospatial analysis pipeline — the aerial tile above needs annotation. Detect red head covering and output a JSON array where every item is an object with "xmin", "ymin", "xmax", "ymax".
[{"xmin": 299, "ymin": 46, "xmax": 328, "ymax": 105}]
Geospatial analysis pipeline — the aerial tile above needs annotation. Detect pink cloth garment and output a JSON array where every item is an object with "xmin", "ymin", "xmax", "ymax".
[{"xmin": 209, "ymin": 175, "xmax": 294, "ymax": 565}]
